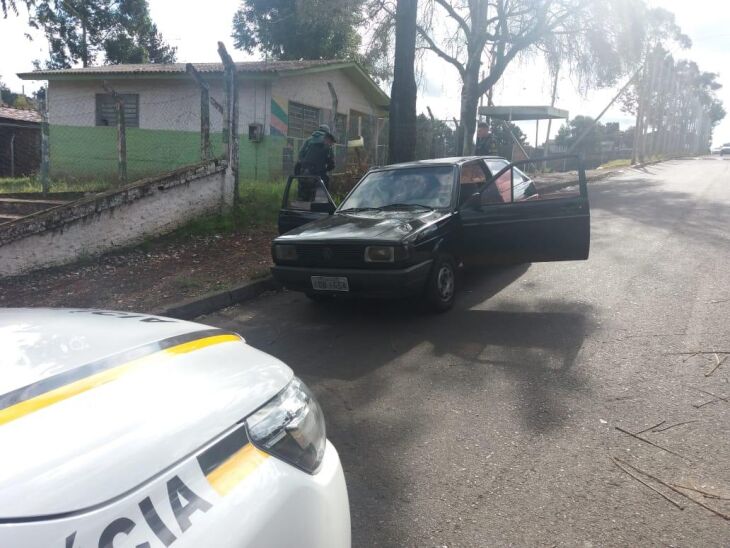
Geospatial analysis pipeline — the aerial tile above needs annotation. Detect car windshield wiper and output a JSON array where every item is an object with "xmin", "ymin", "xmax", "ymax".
[
  {"xmin": 380, "ymin": 203, "xmax": 435, "ymax": 211},
  {"xmin": 338, "ymin": 206, "xmax": 383, "ymax": 213}
]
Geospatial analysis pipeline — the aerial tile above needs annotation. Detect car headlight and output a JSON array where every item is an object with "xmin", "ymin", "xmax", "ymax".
[
  {"xmin": 364, "ymin": 245, "xmax": 395, "ymax": 262},
  {"xmin": 245, "ymin": 378, "xmax": 326, "ymax": 474},
  {"xmin": 274, "ymin": 244, "xmax": 298, "ymax": 261}
]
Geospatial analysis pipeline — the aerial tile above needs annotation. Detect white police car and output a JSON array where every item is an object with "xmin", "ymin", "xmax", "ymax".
[{"xmin": 0, "ymin": 309, "xmax": 350, "ymax": 547}]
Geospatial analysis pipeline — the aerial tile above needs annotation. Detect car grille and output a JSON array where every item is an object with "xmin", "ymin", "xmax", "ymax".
[{"xmin": 295, "ymin": 244, "xmax": 365, "ymax": 267}]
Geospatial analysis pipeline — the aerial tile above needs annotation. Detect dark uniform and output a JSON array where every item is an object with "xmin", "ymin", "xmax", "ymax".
[
  {"xmin": 475, "ymin": 133, "xmax": 495, "ymax": 155},
  {"xmin": 296, "ymin": 125, "xmax": 336, "ymax": 190}
]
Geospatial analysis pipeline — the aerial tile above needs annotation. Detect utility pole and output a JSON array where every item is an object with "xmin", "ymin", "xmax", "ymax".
[
  {"xmin": 426, "ymin": 106, "xmax": 436, "ymax": 158},
  {"xmin": 543, "ymin": 68, "xmax": 560, "ymax": 163},
  {"xmin": 632, "ymin": 54, "xmax": 650, "ymax": 164}
]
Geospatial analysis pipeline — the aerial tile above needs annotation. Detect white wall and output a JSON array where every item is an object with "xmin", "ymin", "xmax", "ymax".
[
  {"xmin": 272, "ymin": 69, "xmax": 379, "ymax": 119},
  {"xmin": 48, "ymin": 78, "xmax": 228, "ymax": 133},
  {"xmin": 0, "ymin": 162, "xmax": 233, "ymax": 278},
  {"xmin": 48, "ymin": 68, "xmax": 383, "ymax": 135}
]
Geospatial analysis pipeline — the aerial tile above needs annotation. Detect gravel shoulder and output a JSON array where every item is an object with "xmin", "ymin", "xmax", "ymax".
[{"xmin": 0, "ymin": 228, "xmax": 275, "ymax": 312}]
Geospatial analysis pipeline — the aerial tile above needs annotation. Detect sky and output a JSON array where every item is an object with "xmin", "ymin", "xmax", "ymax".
[{"xmin": 1, "ymin": 0, "xmax": 729, "ymax": 146}]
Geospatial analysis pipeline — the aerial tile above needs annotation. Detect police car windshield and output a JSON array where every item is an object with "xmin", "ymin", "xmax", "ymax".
[{"xmin": 339, "ymin": 166, "xmax": 455, "ymax": 211}]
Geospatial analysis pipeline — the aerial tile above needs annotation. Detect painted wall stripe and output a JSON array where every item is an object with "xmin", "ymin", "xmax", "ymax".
[{"xmin": 0, "ymin": 332, "xmax": 240, "ymax": 427}]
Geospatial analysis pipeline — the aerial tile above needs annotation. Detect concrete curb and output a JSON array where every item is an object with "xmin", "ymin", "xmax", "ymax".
[
  {"xmin": 538, "ymin": 157, "xmax": 678, "ymax": 194},
  {"xmin": 154, "ymin": 276, "xmax": 281, "ymax": 320},
  {"xmin": 537, "ymin": 168, "xmax": 620, "ymax": 194}
]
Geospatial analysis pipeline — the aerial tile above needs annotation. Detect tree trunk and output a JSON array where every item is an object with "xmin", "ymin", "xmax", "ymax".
[
  {"xmin": 388, "ymin": 0, "xmax": 418, "ymax": 164},
  {"xmin": 458, "ymin": 64, "xmax": 480, "ymax": 156},
  {"xmin": 81, "ymin": 18, "xmax": 88, "ymax": 68},
  {"xmin": 632, "ymin": 57, "xmax": 649, "ymax": 164}
]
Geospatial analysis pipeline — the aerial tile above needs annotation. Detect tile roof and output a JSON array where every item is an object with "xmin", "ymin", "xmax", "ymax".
[
  {"xmin": 19, "ymin": 59, "xmax": 349, "ymax": 79},
  {"xmin": 0, "ymin": 106, "xmax": 41, "ymax": 124}
]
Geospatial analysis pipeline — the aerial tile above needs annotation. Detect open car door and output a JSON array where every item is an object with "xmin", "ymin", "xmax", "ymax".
[
  {"xmin": 278, "ymin": 175, "xmax": 336, "ymax": 235},
  {"xmin": 460, "ymin": 154, "xmax": 590, "ymax": 265}
]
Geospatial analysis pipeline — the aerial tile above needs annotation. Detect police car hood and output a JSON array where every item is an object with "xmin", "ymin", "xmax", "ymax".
[{"xmin": 0, "ymin": 309, "xmax": 292, "ymax": 520}]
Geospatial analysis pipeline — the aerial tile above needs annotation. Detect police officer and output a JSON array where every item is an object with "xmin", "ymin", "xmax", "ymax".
[
  {"xmin": 474, "ymin": 121, "xmax": 495, "ymax": 155},
  {"xmin": 296, "ymin": 124, "xmax": 336, "ymax": 189}
]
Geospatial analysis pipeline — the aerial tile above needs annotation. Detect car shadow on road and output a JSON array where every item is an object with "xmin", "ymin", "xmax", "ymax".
[
  {"xmin": 211, "ymin": 264, "xmax": 597, "ymax": 546},
  {"xmin": 223, "ymin": 263, "xmax": 596, "ymax": 433}
]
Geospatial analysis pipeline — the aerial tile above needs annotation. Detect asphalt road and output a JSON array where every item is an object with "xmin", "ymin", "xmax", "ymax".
[{"xmin": 202, "ymin": 158, "xmax": 730, "ymax": 547}]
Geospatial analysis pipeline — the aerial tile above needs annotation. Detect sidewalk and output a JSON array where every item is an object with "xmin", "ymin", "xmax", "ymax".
[{"xmin": 0, "ymin": 228, "xmax": 275, "ymax": 313}]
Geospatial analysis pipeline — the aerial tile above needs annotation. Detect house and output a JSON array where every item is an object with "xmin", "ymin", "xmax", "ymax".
[
  {"xmin": 18, "ymin": 60, "xmax": 389, "ymax": 181},
  {"xmin": 0, "ymin": 106, "xmax": 41, "ymax": 178}
]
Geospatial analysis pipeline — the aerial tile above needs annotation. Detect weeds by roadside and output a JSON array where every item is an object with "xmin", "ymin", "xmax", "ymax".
[
  {"xmin": 0, "ymin": 177, "xmax": 111, "ymax": 194},
  {"xmin": 169, "ymin": 179, "xmax": 285, "ymax": 239}
]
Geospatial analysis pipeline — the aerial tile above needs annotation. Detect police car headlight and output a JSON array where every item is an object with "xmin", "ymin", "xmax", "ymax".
[
  {"xmin": 274, "ymin": 244, "xmax": 298, "ymax": 262},
  {"xmin": 245, "ymin": 378, "xmax": 326, "ymax": 474}
]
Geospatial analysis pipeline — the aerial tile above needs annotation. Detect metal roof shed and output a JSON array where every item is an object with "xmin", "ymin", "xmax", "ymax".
[
  {"xmin": 478, "ymin": 105, "xmax": 568, "ymax": 121},
  {"xmin": 478, "ymin": 105, "xmax": 569, "ymax": 161}
]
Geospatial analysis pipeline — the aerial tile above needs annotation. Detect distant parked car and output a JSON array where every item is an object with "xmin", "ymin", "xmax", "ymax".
[
  {"xmin": 271, "ymin": 155, "xmax": 590, "ymax": 312},
  {"xmin": 721, "ymin": 144, "xmax": 730, "ymax": 156}
]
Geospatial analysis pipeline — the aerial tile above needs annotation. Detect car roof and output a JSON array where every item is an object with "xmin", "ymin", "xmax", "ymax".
[{"xmin": 374, "ymin": 156, "xmax": 507, "ymax": 170}]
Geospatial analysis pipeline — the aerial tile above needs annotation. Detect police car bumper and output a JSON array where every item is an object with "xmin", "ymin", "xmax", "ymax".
[{"xmin": 0, "ymin": 441, "xmax": 350, "ymax": 548}]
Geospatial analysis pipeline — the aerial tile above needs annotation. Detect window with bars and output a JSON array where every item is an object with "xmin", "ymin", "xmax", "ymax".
[
  {"xmin": 95, "ymin": 94, "xmax": 139, "ymax": 128},
  {"xmin": 334, "ymin": 113, "xmax": 347, "ymax": 143},
  {"xmin": 288, "ymin": 102, "xmax": 320, "ymax": 138}
]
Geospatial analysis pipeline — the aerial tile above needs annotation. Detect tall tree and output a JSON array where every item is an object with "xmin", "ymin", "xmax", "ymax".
[
  {"xmin": 103, "ymin": 0, "xmax": 176, "ymax": 64},
  {"xmin": 232, "ymin": 0, "xmax": 365, "ymax": 60},
  {"xmin": 1, "ymin": 0, "xmax": 31, "ymax": 17},
  {"xmin": 368, "ymin": 0, "xmax": 675, "ymax": 155},
  {"xmin": 31, "ymin": 0, "xmax": 176, "ymax": 68},
  {"xmin": 388, "ymin": 0, "xmax": 417, "ymax": 164}
]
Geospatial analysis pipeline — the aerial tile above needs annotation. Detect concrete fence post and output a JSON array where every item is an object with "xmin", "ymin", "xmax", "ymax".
[
  {"xmin": 39, "ymin": 97, "xmax": 50, "ymax": 195},
  {"xmin": 103, "ymin": 81, "xmax": 127, "ymax": 185},
  {"xmin": 186, "ymin": 63, "xmax": 220, "ymax": 162},
  {"xmin": 218, "ymin": 42, "xmax": 240, "ymax": 210}
]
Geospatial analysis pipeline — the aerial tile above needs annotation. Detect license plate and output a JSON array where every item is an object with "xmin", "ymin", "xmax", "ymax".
[{"xmin": 311, "ymin": 276, "xmax": 349, "ymax": 292}]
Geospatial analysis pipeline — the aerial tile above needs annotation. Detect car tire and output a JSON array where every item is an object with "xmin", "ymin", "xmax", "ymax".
[{"xmin": 425, "ymin": 255, "xmax": 457, "ymax": 312}]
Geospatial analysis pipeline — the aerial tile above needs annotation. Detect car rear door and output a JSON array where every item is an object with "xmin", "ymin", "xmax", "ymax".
[
  {"xmin": 278, "ymin": 175, "xmax": 336, "ymax": 235},
  {"xmin": 460, "ymin": 155, "xmax": 590, "ymax": 264}
]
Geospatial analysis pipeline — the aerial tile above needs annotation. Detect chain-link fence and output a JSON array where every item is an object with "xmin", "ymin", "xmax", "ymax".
[
  {"xmin": 42, "ymin": 86, "xmax": 226, "ymax": 187},
  {"xmin": 0, "ymin": 113, "xmax": 41, "ymax": 180}
]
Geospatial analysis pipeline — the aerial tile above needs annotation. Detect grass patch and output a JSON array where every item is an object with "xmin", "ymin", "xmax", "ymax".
[
  {"xmin": 171, "ymin": 274, "xmax": 206, "ymax": 291},
  {"xmin": 0, "ymin": 177, "xmax": 111, "ymax": 194},
  {"xmin": 168, "ymin": 179, "xmax": 286, "ymax": 239},
  {"xmin": 238, "ymin": 179, "xmax": 287, "ymax": 228},
  {"xmin": 598, "ymin": 159, "xmax": 632, "ymax": 169}
]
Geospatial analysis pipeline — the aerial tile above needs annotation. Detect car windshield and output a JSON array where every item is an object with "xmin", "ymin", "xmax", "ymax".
[{"xmin": 339, "ymin": 166, "xmax": 455, "ymax": 211}]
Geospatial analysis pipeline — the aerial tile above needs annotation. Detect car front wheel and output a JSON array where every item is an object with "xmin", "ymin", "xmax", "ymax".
[{"xmin": 425, "ymin": 255, "xmax": 457, "ymax": 312}]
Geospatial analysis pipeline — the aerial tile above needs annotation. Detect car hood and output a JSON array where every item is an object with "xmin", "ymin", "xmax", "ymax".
[
  {"xmin": 276, "ymin": 209, "xmax": 448, "ymax": 243},
  {"xmin": 0, "ymin": 309, "xmax": 291, "ymax": 519}
]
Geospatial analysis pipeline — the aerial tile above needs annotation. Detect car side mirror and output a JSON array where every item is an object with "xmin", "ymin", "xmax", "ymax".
[
  {"xmin": 464, "ymin": 192, "xmax": 481, "ymax": 210},
  {"xmin": 311, "ymin": 202, "xmax": 335, "ymax": 214}
]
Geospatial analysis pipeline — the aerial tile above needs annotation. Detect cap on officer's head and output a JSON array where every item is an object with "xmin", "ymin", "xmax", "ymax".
[{"xmin": 318, "ymin": 124, "xmax": 336, "ymax": 142}]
